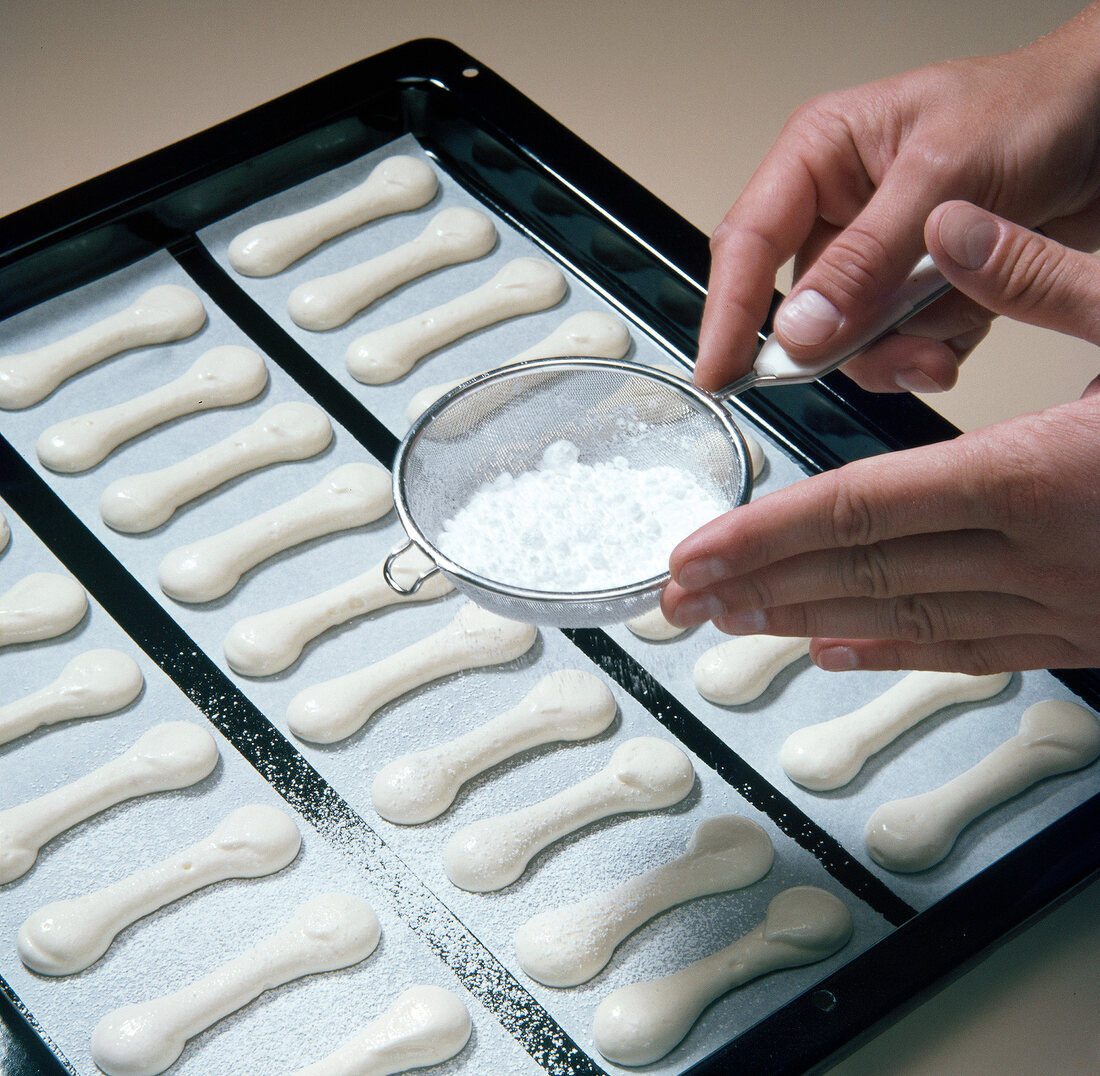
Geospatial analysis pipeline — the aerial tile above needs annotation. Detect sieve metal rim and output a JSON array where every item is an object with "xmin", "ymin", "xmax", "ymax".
[{"xmin": 389, "ymin": 356, "xmax": 754, "ymax": 611}]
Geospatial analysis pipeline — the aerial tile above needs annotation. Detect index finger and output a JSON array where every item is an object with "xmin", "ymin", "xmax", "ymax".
[
  {"xmin": 694, "ymin": 150, "xmax": 819, "ymax": 393},
  {"xmin": 668, "ymin": 435, "xmax": 994, "ymax": 589}
]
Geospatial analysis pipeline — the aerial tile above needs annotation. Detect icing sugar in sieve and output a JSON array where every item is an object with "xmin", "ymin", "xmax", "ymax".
[{"xmin": 385, "ymin": 358, "xmax": 753, "ymax": 626}]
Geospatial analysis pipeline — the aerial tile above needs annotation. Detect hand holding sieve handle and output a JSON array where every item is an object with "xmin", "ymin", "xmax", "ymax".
[{"xmin": 715, "ymin": 254, "xmax": 950, "ymax": 399}]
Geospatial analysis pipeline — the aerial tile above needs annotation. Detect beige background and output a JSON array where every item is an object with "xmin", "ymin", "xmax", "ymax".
[{"xmin": 3, "ymin": 2, "xmax": 1098, "ymax": 1072}]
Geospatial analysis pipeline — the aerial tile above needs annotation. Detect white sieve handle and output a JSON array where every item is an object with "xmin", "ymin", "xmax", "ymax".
[
  {"xmin": 383, "ymin": 537, "xmax": 443, "ymax": 596},
  {"xmin": 715, "ymin": 254, "xmax": 951, "ymax": 399}
]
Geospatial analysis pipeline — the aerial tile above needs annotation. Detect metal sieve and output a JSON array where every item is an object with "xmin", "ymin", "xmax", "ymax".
[
  {"xmin": 384, "ymin": 357, "xmax": 753, "ymax": 626},
  {"xmin": 383, "ymin": 255, "xmax": 950, "ymax": 626}
]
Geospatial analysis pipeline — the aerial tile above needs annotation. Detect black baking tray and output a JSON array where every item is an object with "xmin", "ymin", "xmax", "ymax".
[{"xmin": 2, "ymin": 38, "xmax": 1099, "ymax": 1075}]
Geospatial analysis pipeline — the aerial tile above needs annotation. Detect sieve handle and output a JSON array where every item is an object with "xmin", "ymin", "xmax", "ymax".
[
  {"xmin": 383, "ymin": 537, "xmax": 442, "ymax": 596},
  {"xmin": 715, "ymin": 253, "xmax": 951, "ymax": 399}
]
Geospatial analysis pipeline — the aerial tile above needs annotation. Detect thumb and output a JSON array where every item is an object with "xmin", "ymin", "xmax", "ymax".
[{"xmin": 927, "ymin": 201, "xmax": 1100, "ymax": 346}]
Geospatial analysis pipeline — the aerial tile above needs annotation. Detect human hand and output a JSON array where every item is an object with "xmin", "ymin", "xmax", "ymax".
[
  {"xmin": 664, "ymin": 214, "xmax": 1100, "ymax": 674},
  {"xmin": 694, "ymin": 3, "xmax": 1100, "ymax": 396}
]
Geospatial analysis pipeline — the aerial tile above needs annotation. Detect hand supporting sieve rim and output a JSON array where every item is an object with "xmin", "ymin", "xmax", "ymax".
[{"xmin": 383, "ymin": 255, "xmax": 949, "ymax": 626}]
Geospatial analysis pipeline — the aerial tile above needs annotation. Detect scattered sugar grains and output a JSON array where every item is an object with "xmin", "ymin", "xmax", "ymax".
[{"xmin": 437, "ymin": 440, "xmax": 724, "ymax": 591}]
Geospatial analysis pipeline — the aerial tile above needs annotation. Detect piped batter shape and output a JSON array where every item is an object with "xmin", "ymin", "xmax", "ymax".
[
  {"xmin": 0, "ymin": 722, "xmax": 218, "ymax": 885},
  {"xmin": 18, "ymin": 804, "xmax": 300, "ymax": 975},
  {"xmin": 624, "ymin": 605, "xmax": 687, "ymax": 641},
  {"xmin": 288, "ymin": 206, "xmax": 497, "ymax": 330},
  {"xmin": 286, "ymin": 601, "xmax": 537, "ymax": 744},
  {"xmin": 592, "ymin": 886, "xmax": 852, "ymax": 1066},
  {"xmin": 694, "ymin": 635, "xmax": 812, "ymax": 706},
  {"xmin": 865, "ymin": 699, "xmax": 1100, "ymax": 872},
  {"xmin": 372, "ymin": 669, "xmax": 617, "ymax": 824},
  {"xmin": 780, "ymin": 670, "xmax": 1013, "ymax": 791},
  {"xmin": 35, "ymin": 345, "xmax": 268, "ymax": 473},
  {"xmin": 288, "ymin": 985, "xmax": 472, "ymax": 1076},
  {"xmin": 0, "ymin": 285, "xmax": 206, "ymax": 410},
  {"xmin": 100, "ymin": 401, "xmax": 332, "ymax": 533},
  {"xmin": 90, "ymin": 892, "xmax": 381, "ymax": 1076},
  {"xmin": 405, "ymin": 310, "xmax": 632, "ymax": 423},
  {"xmin": 345, "ymin": 256, "xmax": 567, "ymax": 384},
  {"xmin": 515, "ymin": 814, "xmax": 773, "ymax": 986},
  {"xmin": 443, "ymin": 736, "xmax": 695, "ymax": 892},
  {"xmin": 228, "ymin": 155, "xmax": 439, "ymax": 276},
  {"xmin": 158, "ymin": 461, "xmax": 392, "ymax": 603},
  {"xmin": 0, "ymin": 572, "xmax": 87, "ymax": 647},
  {"xmin": 0, "ymin": 649, "xmax": 143, "ymax": 746},
  {"xmin": 224, "ymin": 544, "xmax": 453, "ymax": 677}
]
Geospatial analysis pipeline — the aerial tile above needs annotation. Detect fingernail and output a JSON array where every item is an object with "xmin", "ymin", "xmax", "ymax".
[
  {"xmin": 715, "ymin": 609, "xmax": 768, "ymax": 635},
  {"xmin": 678, "ymin": 556, "xmax": 729, "ymax": 590},
  {"xmin": 669, "ymin": 593, "xmax": 725, "ymax": 626},
  {"xmin": 938, "ymin": 204, "xmax": 998, "ymax": 270},
  {"xmin": 895, "ymin": 369, "xmax": 944, "ymax": 393},
  {"xmin": 815, "ymin": 645, "xmax": 860, "ymax": 672},
  {"xmin": 775, "ymin": 289, "xmax": 840, "ymax": 346}
]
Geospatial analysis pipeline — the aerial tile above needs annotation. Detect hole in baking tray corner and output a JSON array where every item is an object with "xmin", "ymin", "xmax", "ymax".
[
  {"xmin": 812, "ymin": 989, "xmax": 838, "ymax": 1013},
  {"xmin": 462, "ymin": 67, "xmax": 480, "ymax": 78}
]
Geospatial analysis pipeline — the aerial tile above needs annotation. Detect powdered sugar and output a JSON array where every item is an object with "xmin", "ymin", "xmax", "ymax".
[{"xmin": 437, "ymin": 441, "xmax": 724, "ymax": 592}]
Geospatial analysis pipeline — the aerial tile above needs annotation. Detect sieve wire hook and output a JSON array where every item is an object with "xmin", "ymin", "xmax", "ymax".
[{"xmin": 383, "ymin": 537, "xmax": 442, "ymax": 596}]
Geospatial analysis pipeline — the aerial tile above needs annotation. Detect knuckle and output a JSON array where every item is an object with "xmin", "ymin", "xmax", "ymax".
[
  {"xmin": 709, "ymin": 218, "xmax": 734, "ymax": 253},
  {"xmin": 949, "ymin": 641, "xmax": 1021, "ymax": 677},
  {"xmin": 840, "ymin": 543, "xmax": 893, "ymax": 598},
  {"xmin": 814, "ymin": 226, "xmax": 895, "ymax": 303},
  {"xmin": 824, "ymin": 477, "xmax": 880, "ymax": 548},
  {"xmin": 888, "ymin": 594, "xmax": 945, "ymax": 644},
  {"xmin": 735, "ymin": 572, "xmax": 778, "ymax": 613},
  {"xmin": 997, "ymin": 232, "xmax": 1069, "ymax": 312},
  {"xmin": 897, "ymin": 137, "xmax": 967, "ymax": 190},
  {"xmin": 785, "ymin": 92, "xmax": 845, "ymax": 134}
]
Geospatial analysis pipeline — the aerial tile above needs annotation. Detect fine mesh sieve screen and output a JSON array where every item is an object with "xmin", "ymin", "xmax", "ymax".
[{"xmin": 392, "ymin": 358, "xmax": 752, "ymax": 626}]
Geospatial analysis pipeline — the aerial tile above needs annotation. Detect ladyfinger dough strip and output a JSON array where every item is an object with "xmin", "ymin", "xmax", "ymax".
[
  {"xmin": 345, "ymin": 256, "xmax": 567, "ymax": 384},
  {"xmin": 223, "ymin": 544, "xmax": 453, "ymax": 678},
  {"xmin": 0, "ymin": 649, "xmax": 143, "ymax": 746},
  {"xmin": 592, "ymin": 886, "xmax": 852, "ymax": 1066},
  {"xmin": 694, "ymin": 635, "xmax": 812, "ymax": 706},
  {"xmin": 288, "ymin": 207, "xmax": 497, "ymax": 330},
  {"xmin": 228, "ymin": 155, "xmax": 438, "ymax": 276},
  {"xmin": 287, "ymin": 602, "xmax": 537, "ymax": 744},
  {"xmin": 0, "ymin": 285, "xmax": 206, "ymax": 410},
  {"xmin": 0, "ymin": 722, "xmax": 218, "ymax": 885},
  {"xmin": 36, "ymin": 345, "xmax": 268, "ymax": 473},
  {"xmin": 443, "ymin": 736, "xmax": 695, "ymax": 893},
  {"xmin": 18, "ymin": 804, "xmax": 300, "ymax": 975},
  {"xmin": 865, "ymin": 699, "xmax": 1100, "ymax": 872},
  {"xmin": 623, "ymin": 605, "xmax": 688, "ymax": 641},
  {"xmin": 91, "ymin": 893, "xmax": 381, "ymax": 1076},
  {"xmin": 0, "ymin": 572, "xmax": 87, "ymax": 648},
  {"xmin": 288, "ymin": 985, "xmax": 472, "ymax": 1076},
  {"xmin": 780, "ymin": 670, "xmax": 1013, "ymax": 791},
  {"xmin": 158, "ymin": 462, "xmax": 392, "ymax": 603},
  {"xmin": 372, "ymin": 669, "xmax": 616, "ymax": 824},
  {"xmin": 100, "ymin": 401, "xmax": 332, "ymax": 533},
  {"xmin": 404, "ymin": 310, "xmax": 632, "ymax": 423},
  {"xmin": 515, "ymin": 814, "xmax": 773, "ymax": 987}
]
